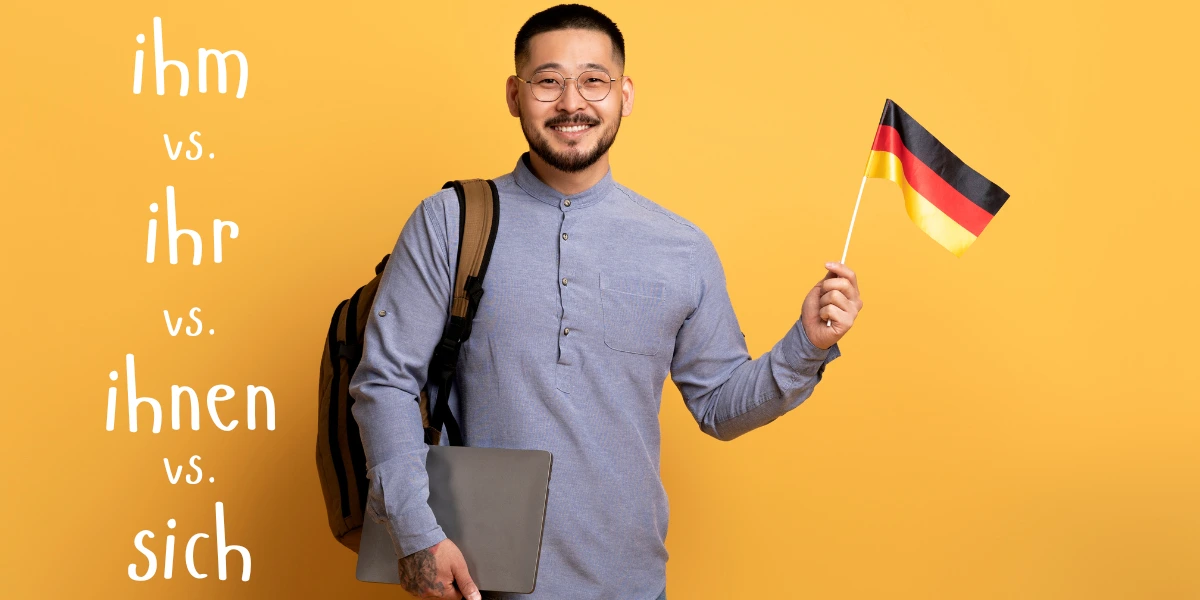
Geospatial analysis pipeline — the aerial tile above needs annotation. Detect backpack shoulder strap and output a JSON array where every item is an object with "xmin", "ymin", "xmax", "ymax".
[
  {"xmin": 427, "ymin": 179, "xmax": 499, "ymax": 446},
  {"xmin": 445, "ymin": 179, "xmax": 500, "ymax": 320}
]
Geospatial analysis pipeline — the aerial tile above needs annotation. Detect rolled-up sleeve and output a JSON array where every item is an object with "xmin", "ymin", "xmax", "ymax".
[
  {"xmin": 349, "ymin": 190, "xmax": 456, "ymax": 557},
  {"xmin": 670, "ymin": 232, "xmax": 841, "ymax": 441}
]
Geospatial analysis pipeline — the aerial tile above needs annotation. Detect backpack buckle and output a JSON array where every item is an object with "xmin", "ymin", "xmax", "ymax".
[{"xmin": 430, "ymin": 336, "xmax": 460, "ymax": 381}]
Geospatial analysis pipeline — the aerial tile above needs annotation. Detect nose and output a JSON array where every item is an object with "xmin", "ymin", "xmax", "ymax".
[{"xmin": 555, "ymin": 78, "xmax": 588, "ymax": 112}]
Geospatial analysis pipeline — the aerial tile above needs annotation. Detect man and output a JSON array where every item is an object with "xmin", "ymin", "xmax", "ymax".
[{"xmin": 348, "ymin": 4, "xmax": 863, "ymax": 600}]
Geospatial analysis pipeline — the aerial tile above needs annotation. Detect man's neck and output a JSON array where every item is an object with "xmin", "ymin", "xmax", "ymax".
[{"xmin": 527, "ymin": 151, "xmax": 610, "ymax": 196}]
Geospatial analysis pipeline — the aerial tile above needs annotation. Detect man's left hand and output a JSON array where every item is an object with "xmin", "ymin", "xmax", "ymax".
[{"xmin": 801, "ymin": 262, "xmax": 863, "ymax": 350}]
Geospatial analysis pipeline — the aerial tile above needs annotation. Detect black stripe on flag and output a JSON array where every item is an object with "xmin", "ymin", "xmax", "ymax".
[{"xmin": 879, "ymin": 99, "xmax": 1010, "ymax": 216}]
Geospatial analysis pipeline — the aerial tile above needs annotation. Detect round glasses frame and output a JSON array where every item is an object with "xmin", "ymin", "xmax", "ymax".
[{"xmin": 514, "ymin": 71, "xmax": 620, "ymax": 102}]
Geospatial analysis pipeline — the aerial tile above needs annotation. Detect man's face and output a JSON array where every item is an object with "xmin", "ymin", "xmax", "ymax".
[{"xmin": 508, "ymin": 29, "xmax": 633, "ymax": 173}]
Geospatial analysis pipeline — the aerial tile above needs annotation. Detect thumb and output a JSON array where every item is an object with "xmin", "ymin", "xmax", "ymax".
[
  {"xmin": 452, "ymin": 559, "xmax": 481, "ymax": 600},
  {"xmin": 807, "ymin": 268, "xmax": 836, "ymax": 318},
  {"xmin": 806, "ymin": 269, "xmax": 834, "ymax": 305},
  {"xmin": 802, "ymin": 280, "xmax": 822, "ymax": 320}
]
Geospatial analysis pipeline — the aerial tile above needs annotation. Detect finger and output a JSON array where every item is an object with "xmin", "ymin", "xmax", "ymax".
[
  {"xmin": 819, "ymin": 304, "xmax": 848, "ymax": 325},
  {"xmin": 824, "ymin": 262, "xmax": 859, "ymax": 294},
  {"xmin": 432, "ymin": 577, "xmax": 462, "ymax": 600},
  {"xmin": 820, "ymin": 277, "xmax": 860, "ymax": 304},
  {"xmin": 820, "ymin": 277, "xmax": 852, "ymax": 297},
  {"xmin": 820, "ymin": 290, "xmax": 852, "ymax": 313},
  {"xmin": 452, "ymin": 561, "xmax": 481, "ymax": 600}
]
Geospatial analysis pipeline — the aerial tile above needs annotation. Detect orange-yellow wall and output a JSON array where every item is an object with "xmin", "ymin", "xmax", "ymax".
[{"xmin": 3, "ymin": 1, "xmax": 1199, "ymax": 598}]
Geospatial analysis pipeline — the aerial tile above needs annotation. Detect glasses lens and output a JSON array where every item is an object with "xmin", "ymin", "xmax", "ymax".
[
  {"xmin": 578, "ymin": 71, "xmax": 612, "ymax": 101},
  {"xmin": 529, "ymin": 71, "xmax": 565, "ymax": 101}
]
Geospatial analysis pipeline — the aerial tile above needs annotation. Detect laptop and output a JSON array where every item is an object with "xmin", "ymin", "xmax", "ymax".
[{"xmin": 356, "ymin": 446, "xmax": 553, "ymax": 594}]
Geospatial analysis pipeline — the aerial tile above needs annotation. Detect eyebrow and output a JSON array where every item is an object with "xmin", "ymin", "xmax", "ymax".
[{"xmin": 531, "ymin": 62, "xmax": 613, "ymax": 74}]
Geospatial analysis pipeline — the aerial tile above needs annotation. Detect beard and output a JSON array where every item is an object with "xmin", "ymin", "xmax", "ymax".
[{"xmin": 520, "ymin": 108, "xmax": 622, "ymax": 173}]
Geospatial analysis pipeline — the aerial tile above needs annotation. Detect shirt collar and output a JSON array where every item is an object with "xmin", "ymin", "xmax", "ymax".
[{"xmin": 513, "ymin": 152, "xmax": 615, "ymax": 210}]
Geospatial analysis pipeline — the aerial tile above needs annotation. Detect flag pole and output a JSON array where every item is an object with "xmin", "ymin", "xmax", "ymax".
[
  {"xmin": 827, "ymin": 168, "xmax": 869, "ymax": 327},
  {"xmin": 839, "ymin": 175, "xmax": 868, "ymax": 264},
  {"xmin": 826, "ymin": 101, "xmax": 884, "ymax": 328}
]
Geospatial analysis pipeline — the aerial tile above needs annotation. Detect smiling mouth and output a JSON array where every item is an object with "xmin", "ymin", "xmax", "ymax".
[{"xmin": 550, "ymin": 123, "xmax": 595, "ymax": 133}]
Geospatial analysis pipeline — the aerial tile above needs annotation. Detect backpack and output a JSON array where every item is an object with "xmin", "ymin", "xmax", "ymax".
[{"xmin": 316, "ymin": 179, "xmax": 500, "ymax": 552}]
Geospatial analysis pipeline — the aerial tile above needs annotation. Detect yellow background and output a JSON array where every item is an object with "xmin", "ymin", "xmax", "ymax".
[{"xmin": 2, "ymin": 0, "xmax": 1198, "ymax": 597}]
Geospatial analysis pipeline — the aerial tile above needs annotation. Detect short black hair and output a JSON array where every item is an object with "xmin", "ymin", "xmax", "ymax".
[{"xmin": 514, "ymin": 4, "xmax": 625, "ymax": 73}]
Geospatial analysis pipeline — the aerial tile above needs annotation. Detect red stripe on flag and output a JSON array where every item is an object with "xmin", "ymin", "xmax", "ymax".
[{"xmin": 871, "ymin": 125, "xmax": 993, "ymax": 236}]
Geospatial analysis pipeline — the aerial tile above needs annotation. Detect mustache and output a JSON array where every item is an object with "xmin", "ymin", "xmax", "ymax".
[{"xmin": 544, "ymin": 115, "xmax": 601, "ymax": 128}]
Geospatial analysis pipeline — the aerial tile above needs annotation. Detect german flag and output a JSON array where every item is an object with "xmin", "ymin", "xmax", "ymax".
[{"xmin": 865, "ymin": 99, "xmax": 1009, "ymax": 256}]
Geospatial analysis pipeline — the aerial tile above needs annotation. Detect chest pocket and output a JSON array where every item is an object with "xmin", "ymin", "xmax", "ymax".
[{"xmin": 600, "ymin": 272, "xmax": 668, "ymax": 356}]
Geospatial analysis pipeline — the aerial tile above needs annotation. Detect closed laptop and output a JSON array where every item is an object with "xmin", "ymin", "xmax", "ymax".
[{"xmin": 356, "ymin": 446, "xmax": 553, "ymax": 594}]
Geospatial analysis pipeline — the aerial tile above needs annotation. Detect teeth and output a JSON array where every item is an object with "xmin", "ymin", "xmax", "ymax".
[{"xmin": 554, "ymin": 124, "xmax": 591, "ymax": 133}]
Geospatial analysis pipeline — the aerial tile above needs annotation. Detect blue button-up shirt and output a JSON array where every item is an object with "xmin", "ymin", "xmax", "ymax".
[{"xmin": 349, "ymin": 154, "xmax": 840, "ymax": 600}]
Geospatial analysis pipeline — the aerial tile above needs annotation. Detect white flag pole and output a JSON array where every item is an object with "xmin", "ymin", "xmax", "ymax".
[{"xmin": 827, "ymin": 174, "xmax": 868, "ymax": 327}]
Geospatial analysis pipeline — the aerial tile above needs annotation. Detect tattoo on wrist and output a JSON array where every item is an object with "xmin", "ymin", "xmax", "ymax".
[{"xmin": 398, "ymin": 548, "xmax": 445, "ymax": 595}]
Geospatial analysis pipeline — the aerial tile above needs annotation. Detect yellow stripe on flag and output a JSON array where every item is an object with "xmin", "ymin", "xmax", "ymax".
[{"xmin": 865, "ymin": 150, "xmax": 978, "ymax": 257}]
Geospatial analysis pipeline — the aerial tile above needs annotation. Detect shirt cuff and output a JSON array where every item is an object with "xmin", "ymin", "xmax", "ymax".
[
  {"xmin": 775, "ymin": 319, "xmax": 841, "ymax": 384},
  {"xmin": 366, "ymin": 481, "xmax": 447, "ymax": 558}
]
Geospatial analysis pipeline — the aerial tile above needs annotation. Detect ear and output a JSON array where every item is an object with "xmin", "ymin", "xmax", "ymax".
[
  {"xmin": 619, "ymin": 75, "xmax": 634, "ymax": 117},
  {"xmin": 506, "ymin": 75, "xmax": 521, "ymax": 117}
]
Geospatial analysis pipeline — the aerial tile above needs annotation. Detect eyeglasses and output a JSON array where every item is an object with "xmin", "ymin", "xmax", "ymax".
[{"xmin": 514, "ymin": 70, "xmax": 619, "ymax": 102}]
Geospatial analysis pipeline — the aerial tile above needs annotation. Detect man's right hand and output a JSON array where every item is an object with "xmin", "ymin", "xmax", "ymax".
[{"xmin": 397, "ymin": 538, "xmax": 481, "ymax": 600}]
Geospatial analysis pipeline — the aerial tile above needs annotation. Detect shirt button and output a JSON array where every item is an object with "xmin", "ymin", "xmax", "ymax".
[
  {"xmin": 561, "ymin": 277, "xmax": 568, "ymax": 286},
  {"xmin": 378, "ymin": 310, "xmax": 387, "ymax": 317},
  {"xmin": 561, "ymin": 233, "xmax": 568, "ymax": 240},
  {"xmin": 563, "ymin": 327, "xmax": 570, "ymax": 335},
  {"xmin": 563, "ymin": 199, "xmax": 572, "ymax": 207}
]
